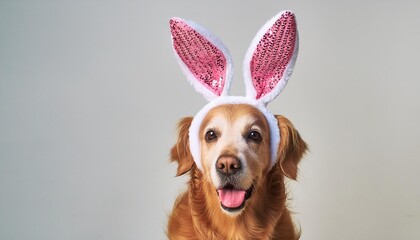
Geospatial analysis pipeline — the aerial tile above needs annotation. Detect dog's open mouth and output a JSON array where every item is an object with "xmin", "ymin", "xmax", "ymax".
[{"xmin": 216, "ymin": 184, "xmax": 254, "ymax": 212}]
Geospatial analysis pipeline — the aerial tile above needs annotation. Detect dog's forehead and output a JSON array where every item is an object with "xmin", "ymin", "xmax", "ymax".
[{"xmin": 201, "ymin": 104, "xmax": 268, "ymax": 130}]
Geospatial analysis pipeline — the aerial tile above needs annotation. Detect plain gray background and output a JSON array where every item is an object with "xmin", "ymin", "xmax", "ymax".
[{"xmin": 1, "ymin": 0, "xmax": 420, "ymax": 239}]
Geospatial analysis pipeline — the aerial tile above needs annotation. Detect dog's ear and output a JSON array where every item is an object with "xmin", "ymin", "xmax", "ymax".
[
  {"xmin": 275, "ymin": 115, "xmax": 308, "ymax": 180},
  {"xmin": 171, "ymin": 117, "xmax": 194, "ymax": 176}
]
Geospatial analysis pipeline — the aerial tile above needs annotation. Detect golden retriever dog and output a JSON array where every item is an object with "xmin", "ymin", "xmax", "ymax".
[
  {"xmin": 167, "ymin": 11, "xmax": 306, "ymax": 239},
  {"xmin": 167, "ymin": 104, "xmax": 307, "ymax": 239}
]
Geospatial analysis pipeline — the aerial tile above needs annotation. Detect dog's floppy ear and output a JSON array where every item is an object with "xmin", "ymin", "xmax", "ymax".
[
  {"xmin": 276, "ymin": 115, "xmax": 308, "ymax": 180},
  {"xmin": 170, "ymin": 117, "xmax": 194, "ymax": 176}
]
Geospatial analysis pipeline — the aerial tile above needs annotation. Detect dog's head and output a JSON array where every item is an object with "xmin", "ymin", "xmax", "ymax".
[
  {"xmin": 169, "ymin": 11, "xmax": 305, "ymax": 215},
  {"xmin": 171, "ymin": 107, "xmax": 307, "ymax": 214}
]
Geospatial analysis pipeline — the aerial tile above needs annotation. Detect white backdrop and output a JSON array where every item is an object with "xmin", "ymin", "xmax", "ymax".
[{"xmin": 1, "ymin": 0, "xmax": 420, "ymax": 239}]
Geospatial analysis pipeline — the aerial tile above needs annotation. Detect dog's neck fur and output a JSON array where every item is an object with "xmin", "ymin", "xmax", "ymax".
[{"xmin": 168, "ymin": 165, "xmax": 299, "ymax": 240}]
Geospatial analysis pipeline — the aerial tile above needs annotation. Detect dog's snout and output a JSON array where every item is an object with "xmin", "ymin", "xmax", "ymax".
[{"xmin": 216, "ymin": 155, "xmax": 241, "ymax": 175}]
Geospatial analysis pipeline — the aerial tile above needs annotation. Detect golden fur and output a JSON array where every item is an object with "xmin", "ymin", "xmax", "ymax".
[{"xmin": 168, "ymin": 104, "xmax": 307, "ymax": 240}]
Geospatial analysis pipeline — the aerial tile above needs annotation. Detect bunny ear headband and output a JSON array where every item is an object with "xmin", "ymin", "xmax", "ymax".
[{"xmin": 170, "ymin": 10, "xmax": 299, "ymax": 171}]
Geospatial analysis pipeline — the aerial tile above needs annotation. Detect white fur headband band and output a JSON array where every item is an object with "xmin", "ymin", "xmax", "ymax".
[{"xmin": 169, "ymin": 10, "xmax": 299, "ymax": 171}]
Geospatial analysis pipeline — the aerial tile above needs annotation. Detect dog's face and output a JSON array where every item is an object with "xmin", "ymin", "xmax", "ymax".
[
  {"xmin": 199, "ymin": 104, "xmax": 270, "ymax": 214},
  {"xmin": 171, "ymin": 103, "xmax": 307, "ymax": 216}
]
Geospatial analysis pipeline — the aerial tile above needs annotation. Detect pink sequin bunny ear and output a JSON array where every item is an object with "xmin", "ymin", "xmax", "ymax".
[
  {"xmin": 244, "ymin": 11, "xmax": 299, "ymax": 105},
  {"xmin": 170, "ymin": 18, "xmax": 233, "ymax": 101}
]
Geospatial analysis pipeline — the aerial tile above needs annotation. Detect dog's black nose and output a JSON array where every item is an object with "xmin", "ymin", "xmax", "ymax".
[{"xmin": 216, "ymin": 155, "xmax": 241, "ymax": 175}]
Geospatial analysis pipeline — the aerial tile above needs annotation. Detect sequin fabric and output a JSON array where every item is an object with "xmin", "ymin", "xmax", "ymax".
[
  {"xmin": 250, "ymin": 12, "xmax": 297, "ymax": 99},
  {"xmin": 170, "ymin": 19, "xmax": 227, "ymax": 96}
]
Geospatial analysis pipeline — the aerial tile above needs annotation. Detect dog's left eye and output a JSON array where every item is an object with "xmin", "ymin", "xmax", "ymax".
[{"xmin": 248, "ymin": 131, "xmax": 262, "ymax": 143}]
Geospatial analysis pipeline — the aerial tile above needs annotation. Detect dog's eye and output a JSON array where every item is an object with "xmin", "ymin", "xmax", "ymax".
[
  {"xmin": 248, "ymin": 131, "xmax": 262, "ymax": 143},
  {"xmin": 205, "ymin": 130, "xmax": 218, "ymax": 142}
]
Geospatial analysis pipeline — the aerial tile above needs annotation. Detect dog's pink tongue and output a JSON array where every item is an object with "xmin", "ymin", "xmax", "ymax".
[{"xmin": 217, "ymin": 189, "xmax": 246, "ymax": 208}]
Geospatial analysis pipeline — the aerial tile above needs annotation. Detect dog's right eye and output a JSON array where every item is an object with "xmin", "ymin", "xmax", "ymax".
[{"xmin": 205, "ymin": 130, "xmax": 218, "ymax": 142}]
